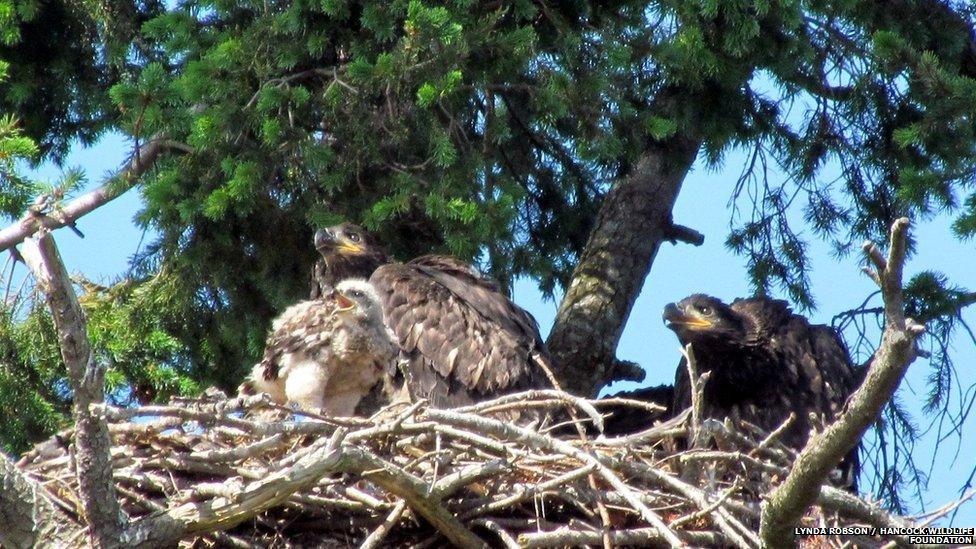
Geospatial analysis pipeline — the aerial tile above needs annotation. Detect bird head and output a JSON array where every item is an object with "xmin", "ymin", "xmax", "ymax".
[
  {"xmin": 333, "ymin": 291, "xmax": 356, "ymax": 312},
  {"xmin": 314, "ymin": 222, "xmax": 389, "ymax": 279},
  {"xmin": 332, "ymin": 279, "xmax": 384, "ymax": 321},
  {"xmin": 663, "ymin": 294, "xmax": 746, "ymax": 345}
]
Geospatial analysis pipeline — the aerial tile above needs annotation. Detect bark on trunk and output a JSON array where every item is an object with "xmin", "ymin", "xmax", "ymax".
[
  {"xmin": 547, "ymin": 118, "xmax": 702, "ymax": 396},
  {"xmin": 0, "ymin": 453, "xmax": 79, "ymax": 548}
]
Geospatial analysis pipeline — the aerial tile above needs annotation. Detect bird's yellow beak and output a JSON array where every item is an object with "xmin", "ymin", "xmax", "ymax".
[
  {"xmin": 337, "ymin": 241, "xmax": 363, "ymax": 254},
  {"xmin": 678, "ymin": 318, "xmax": 713, "ymax": 328},
  {"xmin": 335, "ymin": 292, "xmax": 356, "ymax": 311},
  {"xmin": 663, "ymin": 303, "xmax": 713, "ymax": 329}
]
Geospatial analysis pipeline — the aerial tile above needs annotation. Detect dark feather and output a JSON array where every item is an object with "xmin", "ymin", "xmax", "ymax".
[
  {"xmin": 665, "ymin": 294, "xmax": 860, "ymax": 490},
  {"xmin": 601, "ymin": 384, "xmax": 674, "ymax": 436},
  {"xmin": 371, "ymin": 260, "xmax": 546, "ymax": 406},
  {"xmin": 315, "ymin": 223, "xmax": 550, "ymax": 408}
]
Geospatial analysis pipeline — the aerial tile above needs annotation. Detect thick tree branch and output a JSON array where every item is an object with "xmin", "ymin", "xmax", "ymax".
[
  {"xmin": 0, "ymin": 136, "xmax": 173, "ymax": 252},
  {"xmin": 760, "ymin": 218, "xmax": 925, "ymax": 547},
  {"xmin": 0, "ymin": 453, "xmax": 78, "ymax": 548},
  {"xmin": 663, "ymin": 221, "xmax": 705, "ymax": 246},
  {"xmin": 21, "ymin": 232, "xmax": 123, "ymax": 548},
  {"xmin": 547, "ymin": 90, "xmax": 702, "ymax": 396}
]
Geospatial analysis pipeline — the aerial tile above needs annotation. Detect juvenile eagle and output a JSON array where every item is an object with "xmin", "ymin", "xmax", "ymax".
[
  {"xmin": 245, "ymin": 279, "xmax": 398, "ymax": 416},
  {"xmin": 664, "ymin": 294, "xmax": 860, "ymax": 487},
  {"xmin": 313, "ymin": 222, "xmax": 551, "ymax": 407}
]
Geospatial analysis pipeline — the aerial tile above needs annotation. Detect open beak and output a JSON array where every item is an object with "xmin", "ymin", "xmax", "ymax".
[
  {"xmin": 335, "ymin": 292, "xmax": 356, "ymax": 311},
  {"xmin": 663, "ymin": 303, "xmax": 712, "ymax": 329}
]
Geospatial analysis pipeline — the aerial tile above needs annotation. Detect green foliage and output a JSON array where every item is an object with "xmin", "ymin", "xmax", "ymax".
[
  {"xmin": 88, "ymin": 0, "xmax": 976, "ymax": 400},
  {"xmin": 0, "ymin": 97, "xmax": 196, "ymax": 451},
  {"xmin": 0, "ymin": 305, "xmax": 69, "ymax": 454},
  {"xmin": 0, "ymin": 111, "xmax": 39, "ymax": 218},
  {"xmin": 80, "ymin": 273, "xmax": 199, "ymax": 404},
  {"xmin": 0, "ymin": 271, "xmax": 199, "ymax": 453}
]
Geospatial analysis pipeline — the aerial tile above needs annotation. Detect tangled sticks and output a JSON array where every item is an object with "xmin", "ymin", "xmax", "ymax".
[
  {"xmin": 9, "ymin": 218, "xmax": 955, "ymax": 548},
  {"xmin": 18, "ymin": 390, "xmax": 923, "ymax": 548}
]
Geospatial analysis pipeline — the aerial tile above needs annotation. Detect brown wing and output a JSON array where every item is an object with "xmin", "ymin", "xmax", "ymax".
[
  {"xmin": 259, "ymin": 298, "xmax": 338, "ymax": 381},
  {"xmin": 409, "ymin": 255, "xmax": 545, "ymax": 346},
  {"xmin": 370, "ymin": 257, "xmax": 547, "ymax": 406},
  {"xmin": 734, "ymin": 298, "xmax": 860, "ymax": 487},
  {"xmin": 407, "ymin": 255, "xmax": 502, "ymax": 292}
]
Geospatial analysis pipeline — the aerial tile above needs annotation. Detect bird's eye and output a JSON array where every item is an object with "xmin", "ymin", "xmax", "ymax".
[
  {"xmin": 352, "ymin": 290, "xmax": 363, "ymax": 297},
  {"xmin": 348, "ymin": 233, "xmax": 360, "ymax": 242},
  {"xmin": 697, "ymin": 305, "xmax": 713, "ymax": 316}
]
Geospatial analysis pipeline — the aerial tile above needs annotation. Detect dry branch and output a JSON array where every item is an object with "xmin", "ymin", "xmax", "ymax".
[
  {"xmin": 121, "ymin": 429, "xmax": 347, "ymax": 548},
  {"xmin": 760, "ymin": 218, "xmax": 926, "ymax": 547},
  {"xmin": 0, "ymin": 135, "xmax": 174, "ymax": 252},
  {"xmin": 21, "ymin": 232, "xmax": 123, "ymax": 547},
  {"xmin": 424, "ymin": 408, "xmax": 686, "ymax": 547},
  {"xmin": 360, "ymin": 499, "xmax": 407, "ymax": 549}
]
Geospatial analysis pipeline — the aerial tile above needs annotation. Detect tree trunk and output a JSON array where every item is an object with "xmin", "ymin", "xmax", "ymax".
[{"xmin": 547, "ymin": 114, "xmax": 702, "ymax": 396}]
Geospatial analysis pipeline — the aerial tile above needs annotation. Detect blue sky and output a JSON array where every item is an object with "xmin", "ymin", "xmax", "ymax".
[{"xmin": 26, "ymin": 131, "xmax": 975, "ymax": 524}]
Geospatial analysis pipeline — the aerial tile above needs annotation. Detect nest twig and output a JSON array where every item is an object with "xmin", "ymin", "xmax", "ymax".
[{"xmin": 18, "ymin": 390, "xmax": 922, "ymax": 548}]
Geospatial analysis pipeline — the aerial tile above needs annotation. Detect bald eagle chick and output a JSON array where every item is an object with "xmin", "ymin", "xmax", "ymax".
[
  {"xmin": 664, "ymin": 294, "xmax": 860, "ymax": 488},
  {"xmin": 245, "ymin": 279, "xmax": 398, "ymax": 416},
  {"xmin": 313, "ymin": 222, "xmax": 552, "ymax": 408}
]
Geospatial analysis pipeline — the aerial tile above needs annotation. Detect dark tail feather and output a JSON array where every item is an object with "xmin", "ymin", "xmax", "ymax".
[{"xmin": 600, "ymin": 385, "xmax": 674, "ymax": 436}]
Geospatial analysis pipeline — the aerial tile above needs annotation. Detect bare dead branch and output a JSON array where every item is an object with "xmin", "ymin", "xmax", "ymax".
[
  {"xmin": 121, "ymin": 428, "xmax": 348, "ymax": 547},
  {"xmin": 424, "ymin": 408, "xmax": 685, "ymax": 547},
  {"xmin": 595, "ymin": 408, "xmax": 689, "ymax": 446},
  {"xmin": 683, "ymin": 344, "xmax": 711, "ymax": 449},
  {"xmin": 519, "ymin": 526, "xmax": 720, "ymax": 547},
  {"xmin": 817, "ymin": 486, "xmax": 915, "ymax": 546},
  {"xmin": 360, "ymin": 499, "xmax": 407, "ymax": 549},
  {"xmin": 20, "ymin": 232, "xmax": 123, "ymax": 547},
  {"xmin": 340, "ymin": 447, "xmax": 487, "ymax": 549},
  {"xmin": 472, "ymin": 519, "xmax": 520, "ymax": 549},
  {"xmin": 760, "ymin": 218, "xmax": 926, "ymax": 547},
  {"xmin": 0, "ymin": 136, "xmax": 174, "ymax": 252}
]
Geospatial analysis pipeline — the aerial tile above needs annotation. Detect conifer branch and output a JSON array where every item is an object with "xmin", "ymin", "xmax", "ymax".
[
  {"xmin": 0, "ymin": 135, "xmax": 174, "ymax": 252},
  {"xmin": 20, "ymin": 232, "xmax": 123, "ymax": 548},
  {"xmin": 760, "ymin": 218, "xmax": 925, "ymax": 547}
]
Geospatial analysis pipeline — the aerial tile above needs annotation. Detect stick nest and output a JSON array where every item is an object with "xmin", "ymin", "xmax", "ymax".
[{"xmin": 18, "ymin": 389, "xmax": 920, "ymax": 548}]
